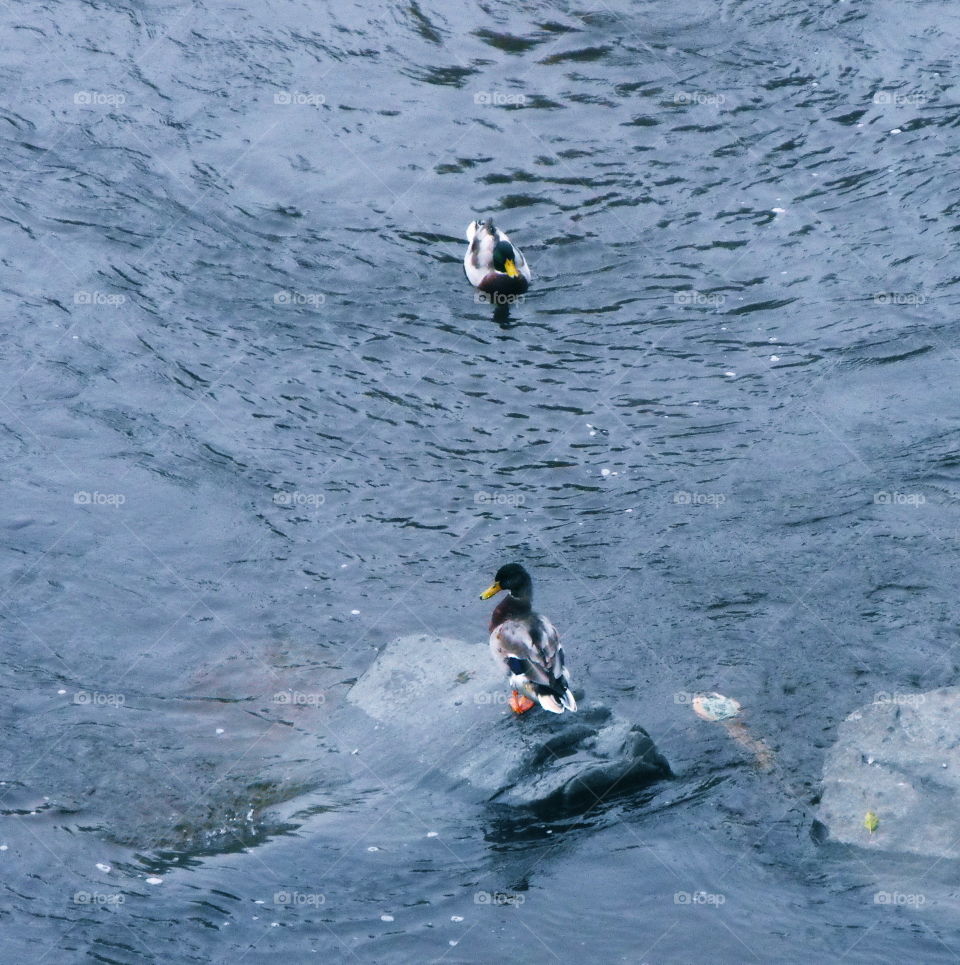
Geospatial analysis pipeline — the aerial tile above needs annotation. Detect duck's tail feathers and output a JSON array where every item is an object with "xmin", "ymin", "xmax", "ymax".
[
  {"xmin": 536, "ymin": 690, "xmax": 565, "ymax": 714},
  {"xmin": 531, "ymin": 681, "xmax": 576, "ymax": 714},
  {"xmin": 466, "ymin": 218, "xmax": 498, "ymax": 243},
  {"xmin": 558, "ymin": 664, "xmax": 577, "ymax": 711}
]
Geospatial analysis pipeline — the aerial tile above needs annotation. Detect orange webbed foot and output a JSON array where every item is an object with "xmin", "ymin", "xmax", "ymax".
[{"xmin": 509, "ymin": 690, "xmax": 536, "ymax": 714}]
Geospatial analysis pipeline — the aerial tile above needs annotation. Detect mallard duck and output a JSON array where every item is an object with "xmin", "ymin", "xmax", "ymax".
[
  {"xmin": 480, "ymin": 562, "xmax": 577, "ymax": 714},
  {"xmin": 464, "ymin": 219, "xmax": 531, "ymax": 297}
]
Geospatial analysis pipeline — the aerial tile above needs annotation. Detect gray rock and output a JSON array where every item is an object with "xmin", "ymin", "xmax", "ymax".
[
  {"xmin": 339, "ymin": 634, "xmax": 670, "ymax": 811},
  {"xmin": 818, "ymin": 687, "xmax": 960, "ymax": 858}
]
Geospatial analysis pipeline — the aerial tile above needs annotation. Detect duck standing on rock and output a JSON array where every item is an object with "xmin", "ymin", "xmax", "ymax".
[
  {"xmin": 481, "ymin": 563, "xmax": 577, "ymax": 714},
  {"xmin": 464, "ymin": 219, "xmax": 531, "ymax": 298}
]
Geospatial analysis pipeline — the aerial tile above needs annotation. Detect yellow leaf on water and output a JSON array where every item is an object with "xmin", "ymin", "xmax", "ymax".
[{"xmin": 864, "ymin": 811, "xmax": 879, "ymax": 833}]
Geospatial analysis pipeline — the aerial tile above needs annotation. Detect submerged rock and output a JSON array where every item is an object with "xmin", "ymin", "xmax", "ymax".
[
  {"xmin": 818, "ymin": 687, "xmax": 960, "ymax": 858},
  {"xmin": 340, "ymin": 634, "xmax": 670, "ymax": 811},
  {"xmin": 691, "ymin": 692, "xmax": 774, "ymax": 770}
]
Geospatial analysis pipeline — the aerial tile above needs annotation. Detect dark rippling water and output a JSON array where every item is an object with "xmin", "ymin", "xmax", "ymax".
[{"xmin": 3, "ymin": 0, "xmax": 960, "ymax": 961}]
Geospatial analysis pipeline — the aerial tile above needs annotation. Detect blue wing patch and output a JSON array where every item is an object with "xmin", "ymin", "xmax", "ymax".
[{"xmin": 506, "ymin": 656, "xmax": 526, "ymax": 675}]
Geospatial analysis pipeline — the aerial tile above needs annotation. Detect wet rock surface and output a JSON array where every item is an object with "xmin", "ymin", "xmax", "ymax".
[
  {"xmin": 818, "ymin": 688, "xmax": 960, "ymax": 858},
  {"xmin": 339, "ymin": 634, "xmax": 670, "ymax": 812}
]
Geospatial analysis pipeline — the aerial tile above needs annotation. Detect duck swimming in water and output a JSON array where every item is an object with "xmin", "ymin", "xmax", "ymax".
[
  {"xmin": 480, "ymin": 563, "xmax": 577, "ymax": 714},
  {"xmin": 464, "ymin": 219, "xmax": 531, "ymax": 297}
]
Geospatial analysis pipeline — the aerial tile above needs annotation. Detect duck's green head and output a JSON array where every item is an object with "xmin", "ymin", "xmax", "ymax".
[
  {"xmin": 492, "ymin": 240, "xmax": 521, "ymax": 278},
  {"xmin": 481, "ymin": 562, "xmax": 532, "ymax": 600}
]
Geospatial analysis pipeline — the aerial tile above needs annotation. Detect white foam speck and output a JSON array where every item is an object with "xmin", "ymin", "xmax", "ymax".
[
  {"xmin": 772, "ymin": 207, "xmax": 786, "ymax": 215},
  {"xmin": 367, "ymin": 846, "xmax": 379, "ymax": 852},
  {"xmin": 724, "ymin": 371, "xmax": 736, "ymax": 378},
  {"xmin": 451, "ymin": 915, "xmax": 463, "ymax": 922},
  {"xmin": 0, "ymin": 845, "xmax": 8, "ymax": 851},
  {"xmin": 449, "ymin": 941, "xmax": 458, "ymax": 947},
  {"xmin": 340, "ymin": 563, "xmax": 348, "ymax": 568},
  {"xmin": 351, "ymin": 609, "xmax": 360, "ymax": 615},
  {"xmin": 96, "ymin": 863, "xmax": 111, "ymax": 873},
  {"xmin": 427, "ymin": 831, "xmax": 438, "ymax": 837},
  {"xmin": 254, "ymin": 900, "xmax": 264, "ymax": 904},
  {"xmin": 600, "ymin": 468, "xmax": 611, "ymax": 477},
  {"xmin": 57, "ymin": 689, "xmax": 66, "ymax": 695},
  {"xmin": 215, "ymin": 728, "xmax": 225, "ymax": 735},
  {"xmin": 381, "ymin": 914, "xmax": 394, "ymax": 922},
  {"xmin": 146, "ymin": 877, "xmax": 163, "ymax": 885},
  {"xmin": 625, "ymin": 509, "xmax": 633, "ymax": 513},
  {"xmin": 770, "ymin": 355, "xmax": 780, "ymax": 362},
  {"xmin": 890, "ymin": 128, "xmax": 901, "ymax": 134}
]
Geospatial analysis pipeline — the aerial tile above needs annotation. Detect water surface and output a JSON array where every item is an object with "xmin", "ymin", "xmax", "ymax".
[{"xmin": 2, "ymin": 0, "xmax": 959, "ymax": 961}]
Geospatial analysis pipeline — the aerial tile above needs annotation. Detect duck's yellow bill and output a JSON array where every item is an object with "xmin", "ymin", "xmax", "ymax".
[
  {"xmin": 480, "ymin": 582, "xmax": 502, "ymax": 600},
  {"xmin": 503, "ymin": 258, "xmax": 520, "ymax": 278}
]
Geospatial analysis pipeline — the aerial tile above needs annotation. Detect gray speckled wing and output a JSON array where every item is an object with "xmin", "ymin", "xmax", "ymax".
[
  {"xmin": 489, "ymin": 617, "xmax": 565, "ymax": 689},
  {"xmin": 464, "ymin": 220, "xmax": 496, "ymax": 287}
]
